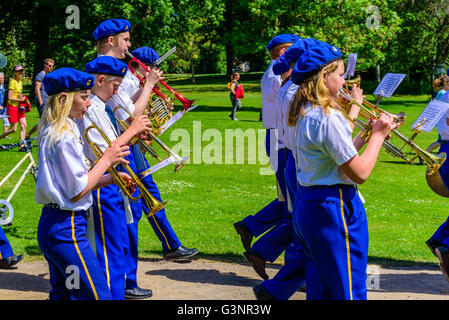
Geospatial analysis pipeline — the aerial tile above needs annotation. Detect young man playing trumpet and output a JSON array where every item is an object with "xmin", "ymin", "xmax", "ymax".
[
  {"xmin": 93, "ymin": 19, "xmax": 197, "ymax": 299},
  {"xmin": 76, "ymin": 55, "xmax": 153, "ymax": 300},
  {"xmin": 107, "ymin": 46, "xmax": 199, "ymax": 275}
]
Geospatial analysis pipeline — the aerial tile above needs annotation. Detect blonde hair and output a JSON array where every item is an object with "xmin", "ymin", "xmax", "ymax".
[
  {"xmin": 288, "ymin": 60, "xmax": 340, "ymax": 126},
  {"xmin": 37, "ymin": 92, "xmax": 76, "ymax": 147}
]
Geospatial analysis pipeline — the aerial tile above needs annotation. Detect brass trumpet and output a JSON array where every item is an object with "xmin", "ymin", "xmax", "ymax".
[
  {"xmin": 112, "ymin": 104, "xmax": 189, "ymax": 174},
  {"xmin": 83, "ymin": 112, "xmax": 165, "ymax": 217},
  {"xmin": 337, "ymin": 89, "xmax": 446, "ymax": 175}
]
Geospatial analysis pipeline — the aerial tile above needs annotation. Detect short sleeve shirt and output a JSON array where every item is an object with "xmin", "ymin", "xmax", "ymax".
[
  {"xmin": 294, "ymin": 105, "xmax": 358, "ymax": 186},
  {"xmin": 35, "ymin": 71, "xmax": 49, "ymax": 106},
  {"xmin": 8, "ymin": 78, "xmax": 22, "ymax": 107},
  {"xmin": 35, "ymin": 119, "xmax": 92, "ymax": 211}
]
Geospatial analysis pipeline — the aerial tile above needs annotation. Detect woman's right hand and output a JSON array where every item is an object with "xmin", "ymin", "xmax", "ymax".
[
  {"xmin": 103, "ymin": 143, "xmax": 130, "ymax": 166},
  {"xmin": 371, "ymin": 113, "xmax": 398, "ymax": 139}
]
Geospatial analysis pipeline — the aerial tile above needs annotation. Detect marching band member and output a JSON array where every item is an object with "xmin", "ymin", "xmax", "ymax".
[
  {"xmin": 77, "ymin": 55, "xmax": 152, "ymax": 300},
  {"xmin": 234, "ymin": 34, "xmax": 299, "ymax": 280},
  {"xmin": 426, "ymin": 70, "xmax": 449, "ymax": 282},
  {"xmin": 252, "ymin": 38, "xmax": 322, "ymax": 300},
  {"xmin": 92, "ymin": 19, "xmax": 159, "ymax": 299},
  {"xmin": 107, "ymin": 46, "xmax": 198, "ymax": 291},
  {"xmin": 288, "ymin": 43, "xmax": 396, "ymax": 299},
  {"xmin": 35, "ymin": 67, "xmax": 131, "ymax": 300}
]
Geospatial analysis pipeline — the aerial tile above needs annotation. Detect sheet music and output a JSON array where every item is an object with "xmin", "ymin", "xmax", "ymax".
[
  {"xmin": 373, "ymin": 73, "xmax": 406, "ymax": 98},
  {"xmin": 344, "ymin": 53, "xmax": 357, "ymax": 79},
  {"xmin": 411, "ymin": 99, "xmax": 449, "ymax": 132}
]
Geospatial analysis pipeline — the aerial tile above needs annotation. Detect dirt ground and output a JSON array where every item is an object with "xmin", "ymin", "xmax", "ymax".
[{"xmin": 1, "ymin": 258, "xmax": 449, "ymax": 300}]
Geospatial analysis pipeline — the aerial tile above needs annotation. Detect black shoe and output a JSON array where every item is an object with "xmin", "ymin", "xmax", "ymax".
[
  {"xmin": 244, "ymin": 248, "xmax": 268, "ymax": 280},
  {"xmin": 234, "ymin": 221, "xmax": 253, "ymax": 251},
  {"xmin": 163, "ymin": 246, "xmax": 198, "ymax": 261},
  {"xmin": 228, "ymin": 114, "xmax": 237, "ymax": 121},
  {"xmin": 125, "ymin": 287, "xmax": 153, "ymax": 300},
  {"xmin": 426, "ymin": 238, "xmax": 443, "ymax": 257},
  {"xmin": 435, "ymin": 246, "xmax": 449, "ymax": 283},
  {"xmin": 253, "ymin": 284, "xmax": 275, "ymax": 300},
  {"xmin": 0, "ymin": 254, "xmax": 24, "ymax": 269}
]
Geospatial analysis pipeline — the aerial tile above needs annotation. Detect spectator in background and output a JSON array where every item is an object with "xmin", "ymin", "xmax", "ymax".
[
  {"xmin": 0, "ymin": 72, "xmax": 10, "ymax": 137},
  {"xmin": 228, "ymin": 72, "xmax": 242, "ymax": 121},
  {"xmin": 3, "ymin": 65, "xmax": 28, "ymax": 150},
  {"xmin": 434, "ymin": 74, "xmax": 449, "ymax": 101},
  {"xmin": 34, "ymin": 58, "xmax": 54, "ymax": 117},
  {"xmin": 27, "ymin": 59, "xmax": 54, "ymax": 138}
]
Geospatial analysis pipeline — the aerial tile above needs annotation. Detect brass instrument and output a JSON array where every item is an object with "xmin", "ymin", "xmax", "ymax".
[
  {"xmin": 337, "ymin": 89, "xmax": 446, "ymax": 175},
  {"xmin": 112, "ymin": 104, "xmax": 188, "ymax": 173},
  {"xmin": 83, "ymin": 112, "xmax": 165, "ymax": 217},
  {"xmin": 148, "ymin": 92, "xmax": 173, "ymax": 130}
]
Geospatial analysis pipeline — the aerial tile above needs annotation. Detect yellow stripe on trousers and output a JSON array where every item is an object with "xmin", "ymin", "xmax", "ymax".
[
  {"xmin": 97, "ymin": 189, "xmax": 110, "ymax": 288},
  {"xmin": 71, "ymin": 211, "xmax": 99, "ymax": 300},
  {"xmin": 143, "ymin": 198, "xmax": 171, "ymax": 250},
  {"xmin": 339, "ymin": 189, "xmax": 353, "ymax": 300}
]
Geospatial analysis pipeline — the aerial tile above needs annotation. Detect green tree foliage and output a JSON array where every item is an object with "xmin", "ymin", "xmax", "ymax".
[{"xmin": 0, "ymin": 0, "xmax": 447, "ymax": 88}]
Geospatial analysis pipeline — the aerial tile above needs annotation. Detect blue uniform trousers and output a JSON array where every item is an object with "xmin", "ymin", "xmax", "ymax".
[
  {"xmin": 261, "ymin": 238, "xmax": 307, "ymax": 300},
  {"xmin": 251, "ymin": 148, "xmax": 292, "ymax": 262},
  {"xmin": 124, "ymin": 146, "xmax": 181, "ymax": 289},
  {"xmin": 92, "ymin": 183, "xmax": 129, "ymax": 300},
  {"xmin": 431, "ymin": 143, "xmax": 449, "ymax": 246},
  {"xmin": 37, "ymin": 207, "xmax": 112, "ymax": 300},
  {"xmin": 259, "ymin": 151, "xmax": 307, "ymax": 299},
  {"xmin": 138, "ymin": 153, "xmax": 181, "ymax": 251},
  {"xmin": 0, "ymin": 226, "xmax": 13, "ymax": 260},
  {"xmin": 118, "ymin": 150, "xmax": 144, "ymax": 290},
  {"xmin": 243, "ymin": 132, "xmax": 287, "ymax": 237},
  {"xmin": 293, "ymin": 184, "xmax": 368, "ymax": 300}
]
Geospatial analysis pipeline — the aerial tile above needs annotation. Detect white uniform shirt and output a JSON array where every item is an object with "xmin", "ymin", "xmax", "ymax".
[
  {"xmin": 294, "ymin": 105, "xmax": 358, "ymax": 186},
  {"xmin": 108, "ymin": 70, "xmax": 140, "ymax": 123},
  {"xmin": 76, "ymin": 94, "xmax": 119, "ymax": 166},
  {"xmin": 261, "ymin": 60, "xmax": 282, "ymax": 129},
  {"xmin": 275, "ymin": 79, "xmax": 299, "ymax": 150},
  {"xmin": 35, "ymin": 118, "xmax": 92, "ymax": 211}
]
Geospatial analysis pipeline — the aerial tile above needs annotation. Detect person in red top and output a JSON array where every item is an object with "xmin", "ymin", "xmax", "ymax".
[{"xmin": 228, "ymin": 72, "xmax": 242, "ymax": 121}]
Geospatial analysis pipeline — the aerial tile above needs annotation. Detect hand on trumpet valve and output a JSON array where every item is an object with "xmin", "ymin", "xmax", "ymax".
[
  {"xmin": 349, "ymin": 83, "xmax": 364, "ymax": 105},
  {"xmin": 103, "ymin": 143, "xmax": 130, "ymax": 166},
  {"xmin": 371, "ymin": 113, "xmax": 398, "ymax": 139},
  {"xmin": 129, "ymin": 114, "xmax": 152, "ymax": 136},
  {"xmin": 117, "ymin": 172, "xmax": 137, "ymax": 194},
  {"xmin": 144, "ymin": 66, "xmax": 165, "ymax": 88}
]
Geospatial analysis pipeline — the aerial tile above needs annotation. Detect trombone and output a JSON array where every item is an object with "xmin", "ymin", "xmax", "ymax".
[
  {"xmin": 337, "ymin": 89, "xmax": 446, "ymax": 175},
  {"xmin": 83, "ymin": 112, "xmax": 165, "ymax": 217},
  {"xmin": 112, "ymin": 103, "xmax": 189, "ymax": 175}
]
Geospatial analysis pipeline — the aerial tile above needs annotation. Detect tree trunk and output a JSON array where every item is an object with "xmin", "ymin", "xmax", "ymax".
[
  {"xmin": 191, "ymin": 58, "xmax": 195, "ymax": 84},
  {"xmin": 32, "ymin": 2, "xmax": 51, "ymax": 80}
]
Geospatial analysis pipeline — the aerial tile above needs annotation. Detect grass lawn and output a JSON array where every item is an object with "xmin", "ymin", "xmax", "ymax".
[{"xmin": 0, "ymin": 74, "xmax": 446, "ymax": 267}]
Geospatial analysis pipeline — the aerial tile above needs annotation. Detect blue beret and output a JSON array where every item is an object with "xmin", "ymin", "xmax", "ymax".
[
  {"xmin": 266, "ymin": 34, "xmax": 301, "ymax": 52},
  {"xmin": 132, "ymin": 47, "xmax": 160, "ymax": 65},
  {"xmin": 93, "ymin": 19, "xmax": 131, "ymax": 41},
  {"xmin": 273, "ymin": 38, "xmax": 323, "ymax": 75},
  {"xmin": 291, "ymin": 43, "xmax": 343, "ymax": 85},
  {"xmin": 43, "ymin": 68, "xmax": 94, "ymax": 96},
  {"xmin": 85, "ymin": 56, "xmax": 128, "ymax": 77}
]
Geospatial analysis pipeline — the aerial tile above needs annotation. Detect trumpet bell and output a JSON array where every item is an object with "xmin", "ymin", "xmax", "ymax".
[{"xmin": 426, "ymin": 154, "xmax": 449, "ymax": 197}]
